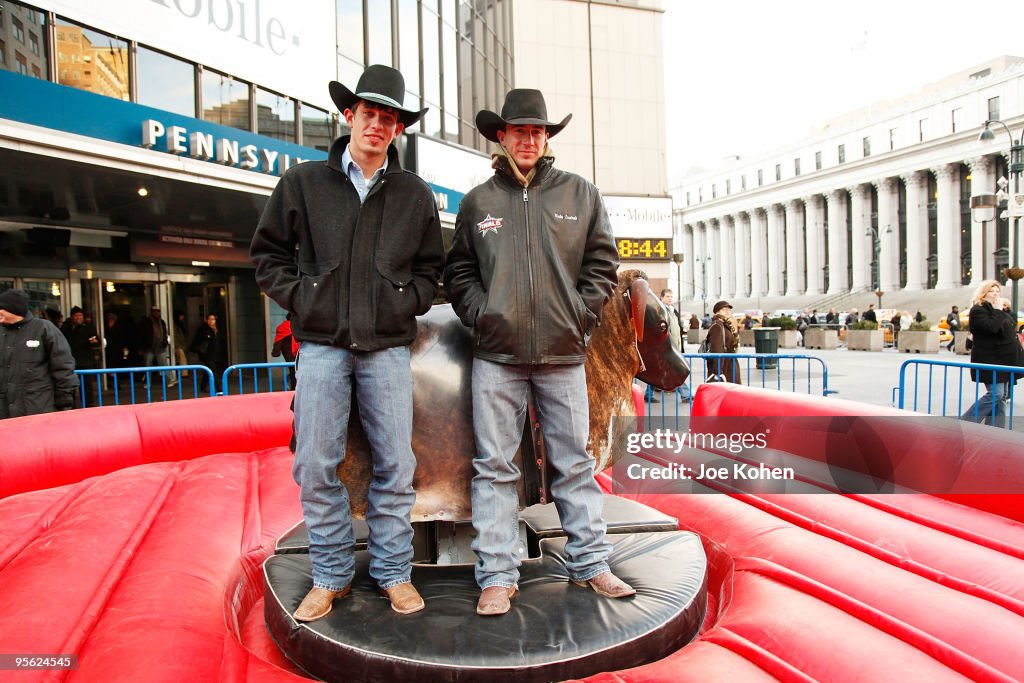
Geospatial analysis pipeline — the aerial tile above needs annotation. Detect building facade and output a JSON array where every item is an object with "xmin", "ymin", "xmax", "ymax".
[
  {"xmin": 1, "ymin": 0, "xmax": 669, "ymax": 372},
  {"xmin": 670, "ymin": 57, "xmax": 1024, "ymax": 311}
]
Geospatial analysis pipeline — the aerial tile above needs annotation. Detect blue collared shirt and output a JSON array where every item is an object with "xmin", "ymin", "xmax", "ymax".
[{"xmin": 341, "ymin": 145, "xmax": 388, "ymax": 204}]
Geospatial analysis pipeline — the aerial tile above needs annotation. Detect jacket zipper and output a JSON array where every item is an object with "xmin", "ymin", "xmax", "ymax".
[{"xmin": 523, "ymin": 186, "xmax": 536, "ymax": 361}]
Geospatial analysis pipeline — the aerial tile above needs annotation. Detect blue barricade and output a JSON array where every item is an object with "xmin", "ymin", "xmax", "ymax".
[
  {"xmin": 75, "ymin": 365, "xmax": 216, "ymax": 407},
  {"xmin": 220, "ymin": 362, "xmax": 296, "ymax": 395},
  {"xmin": 642, "ymin": 353, "xmax": 833, "ymax": 424},
  {"xmin": 896, "ymin": 358, "xmax": 1023, "ymax": 427}
]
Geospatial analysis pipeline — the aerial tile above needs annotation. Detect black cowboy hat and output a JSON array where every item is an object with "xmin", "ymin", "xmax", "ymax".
[
  {"xmin": 329, "ymin": 65, "xmax": 427, "ymax": 127},
  {"xmin": 476, "ymin": 89, "xmax": 572, "ymax": 143}
]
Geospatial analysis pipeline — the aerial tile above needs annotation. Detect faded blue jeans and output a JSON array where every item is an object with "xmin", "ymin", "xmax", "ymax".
[
  {"xmin": 960, "ymin": 381, "xmax": 1009, "ymax": 428},
  {"xmin": 471, "ymin": 359, "xmax": 611, "ymax": 589},
  {"xmin": 292, "ymin": 342, "xmax": 417, "ymax": 592}
]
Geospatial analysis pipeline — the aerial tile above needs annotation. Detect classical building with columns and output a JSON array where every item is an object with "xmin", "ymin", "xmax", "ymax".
[{"xmin": 670, "ymin": 56, "xmax": 1024, "ymax": 315}]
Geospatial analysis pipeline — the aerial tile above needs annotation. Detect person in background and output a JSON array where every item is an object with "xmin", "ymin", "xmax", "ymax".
[
  {"xmin": 845, "ymin": 308, "xmax": 860, "ymax": 326},
  {"xmin": 61, "ymin": 306, "xmax": 99, "ymax": 406},
  {"xmin": 138, "ymin": 306, "xmax": 175, "ymax": 386},
  {"xmin": 172, "ymin": 310, "xmax": 190, "ymax": 378},
  {"xmin": 890, "ymin": 310, "xmax": 903, "ymax": 346},
  {"xmin": 863, "ymin": 304, "xmax": 877, "ymax": 323},
  {"xmin": 761, "ymin": 312, "xmax": 770, "ymax": 327},
  {"xmin": 0, "ymin": 289, "xmax": 79, "ymax": 419},
  {"xmin": 960, "ymin": 280, "xmax": 1019, "ymax": 427},
  {"xmin": 945, "ymin": 305, "xmax": 961, "ymax": 352},
  {"xmin": 659, "ymin": 289, "xmax": 691, "ymax": 402},
  {"xmin": 809, "ymin": 309, "xmax": 820, "ymax": 325},
  {"xmin": 272, "ymin": 313, "xmax": 299, "ymax": 388},
  {"xmin": 45, "ymin": 307, "xmax": 64, "ymax": 328},
  {"xmin": 189, "ymin": 313, "xmax": 229, "ymax": 393},
  {"xmin": 915, "ymin": 310, "xmax": 925, "ymax": 323},
  {"xmin": 689, "ymin": 313, "xmax": 701, "ymax": 333},
  {"xmin": 705, "ymin": 300, "xmax": 742, "ymax": 384},
  {"xmin": 741, "ymin": 313, "xmax": 755, "ymax": 330},
  {"xmin": 825, "ymin": 308, "xmax": 839, "ymax": 326}
]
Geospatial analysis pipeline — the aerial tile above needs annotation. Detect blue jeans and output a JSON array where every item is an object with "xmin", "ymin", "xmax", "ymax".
[
  {"xmin": 292, "ymin": 343, "xmax": 417, "ymax": 592},
  {"xmin": 471, "ymin": 359, "xmax": 611, "ymax": 589},
  {"xmin": 960, "ymin": 382, "xmax": 1008, "ymax": 428}
]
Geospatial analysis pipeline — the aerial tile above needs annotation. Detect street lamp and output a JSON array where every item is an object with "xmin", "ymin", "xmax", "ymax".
[
  {"xmin": 695, "ymin": 256, "xmax": 711, "ymax": 316},
  {"xmin": 979, "ymin": 119, "xmax": 1024, "ymax": 314},
  {"xmin": 865, "ymin": 226, "xmax": 892, "ymax": 308},
  {"xmin": 672, "ymin": 252, "xmax": 685, "ymax": 317}
]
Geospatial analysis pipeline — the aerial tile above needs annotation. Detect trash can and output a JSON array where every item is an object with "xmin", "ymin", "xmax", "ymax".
[{"xmin": 754, "ymin": 327, "xmax": 779, "ymax": 369}]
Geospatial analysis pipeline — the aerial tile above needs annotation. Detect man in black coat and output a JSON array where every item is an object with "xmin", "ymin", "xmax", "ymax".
[
  {"xmin": 0, "ymin": 289, "xmax": 79, "ymax": 419},
  {"xmin": 61, "ymin": 306, "xmax": 99, "ymax": 406},
  {"xmin": 251, "ymin": 65, "xmax": 443, "ymax": 621}
]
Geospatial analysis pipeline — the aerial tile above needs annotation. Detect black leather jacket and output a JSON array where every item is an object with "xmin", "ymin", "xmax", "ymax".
[{"xmin": 444, "ymin": 156, "xmax": 619, "ymax": 364}]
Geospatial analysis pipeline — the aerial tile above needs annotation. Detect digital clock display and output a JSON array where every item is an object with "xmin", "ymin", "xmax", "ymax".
[{"xmin": 615, "ymin": 237, "xmax": 672, "ymax": 260}]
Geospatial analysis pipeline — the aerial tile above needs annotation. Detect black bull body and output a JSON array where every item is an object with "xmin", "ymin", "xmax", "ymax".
[{"xmin": 335, "ymin": 270, "xmax": 689, "ymax": 521}]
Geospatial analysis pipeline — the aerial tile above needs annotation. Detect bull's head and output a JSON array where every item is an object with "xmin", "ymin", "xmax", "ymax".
[{"xmin": 624, "ymin": 273, "xmax": 690, "ymax": 391}]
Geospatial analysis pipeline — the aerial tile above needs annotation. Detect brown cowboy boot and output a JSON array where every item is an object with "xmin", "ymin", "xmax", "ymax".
[
  {"xmin": 572, "ymin": 571, "xmax": 636, "ymax": 598},
  {"xmin": 293, "ymin": 584, "xmax": 352, "ymax": 622},
  {"xmin": 379, "ymin": 582, "xmax": 425, "ymax": 614},
  {"xmin": 476, "ymin": 585, "xmax": 519, "ymax": 616}
]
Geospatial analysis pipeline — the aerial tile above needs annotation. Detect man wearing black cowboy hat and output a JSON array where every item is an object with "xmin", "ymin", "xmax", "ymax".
[
  {"xmin": 444, "ymin": 89, "xmax": 630, "ymax": 616},
  {"xmin": 251, "ymin": 65, "xmax": 443, "ymax": 621}
]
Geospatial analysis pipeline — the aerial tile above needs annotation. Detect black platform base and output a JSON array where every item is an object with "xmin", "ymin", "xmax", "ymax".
[{"xmin": 264, "ymin": 497, "xmax": 707, "ymax": 682}]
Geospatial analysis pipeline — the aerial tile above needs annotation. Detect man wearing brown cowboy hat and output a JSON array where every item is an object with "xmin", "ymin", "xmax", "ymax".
[
  {"xmin": 251, "ymin": 65, "xmax": 444, "ymax": 621},
  {"xmin": 444, "ymin": 89, "xmax": 632, "ymax": 616}
]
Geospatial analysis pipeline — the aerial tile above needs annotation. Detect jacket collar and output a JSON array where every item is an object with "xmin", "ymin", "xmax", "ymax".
[
  {"xmin": 493, "ymin": 150, "xmax": 554, "ymax": 189},
  {"xmin": 326, "ymin": 135, "xmax": 403, "ymax": 177}
]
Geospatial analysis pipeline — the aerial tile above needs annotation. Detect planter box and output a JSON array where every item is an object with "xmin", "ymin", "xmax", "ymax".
[
  {"xmin": 804, "ymin": 328, "xmax": 838, "ymax": 350},
  {"xmin": 899, "ymin": 330, "xmax": 940, "ymax": 354},
  {"xmin": 953, "ymin": 330, "xmax": 971, "ymax": 355},
  {"xmin": 778, "ymin": 329, "xmax": 800, "ymax": 349},
  {"xmin": 739, "ymin": 329, "xmax": 755, "ymax": 347},
  {"xmin": 687, "ymin": 328, "xmax": 708, "ymax": 346},
  {"xmin": 846, "ymin": 329, "xmax": 883, "ymax": 351}
]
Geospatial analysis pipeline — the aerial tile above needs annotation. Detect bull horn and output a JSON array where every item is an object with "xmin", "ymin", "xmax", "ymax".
[{"xmin": 628, "ymin": 278, "xmax": 649, "ymax": 342}]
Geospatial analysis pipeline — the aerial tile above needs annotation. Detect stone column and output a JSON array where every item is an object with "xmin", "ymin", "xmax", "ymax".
[
  {"xmin": 902, "ymin": 171, "xmax": 928, "ymax": 290},
  {"xmin": 719, "ymin": 217, "xmax": 735, "ymax": 299},
  {"xmin": 967, "ymin": 156, "xmax": 994, "ymax": 284},
  {"xmin": 682, "ymin": 224, "xmax": 695, "ymax": 298},
  {"xmin": 765, "ymin": 204, "xmax": 784, "ymax": 296},
  {"xmin": 875, "ymin": 177, "xmax": 900, "ymax": 292},
  {"xmin": 849, "ymin": 184, "xmax": 872, "ymax": 292},
  {"xmin": 750, "ymin": 209, "xmax": 766, "ymax": 297},
  {"xmin": 784, "ymin": 199, "xmax": 805, "ymax": 295},
  {"xmin": 826, "ymin": 189, "xmax": 849, "ymax": 293},
  {"xmin": 934, "ymin": 163, "xmax": 961, "ymax": 289},
  {"xmin": 803, "ymin": 195, "xmax": 824, "ymax": 295},
  {"xmin": 708, "ymin": 219, "xmax": 721, "ymax": 300},
  {"xmin": 734, "ymin": 212, "xmax": 750, "ymax": 297}
]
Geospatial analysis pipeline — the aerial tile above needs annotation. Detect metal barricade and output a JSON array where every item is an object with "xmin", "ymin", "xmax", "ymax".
[
  {"xmin": 220, "ymin": 362, "xmax": 296, "ymax": 396},
  {"xmin": 75, "ymin": 365, "xmax": 216, "ymax": 407},
  {"xmin": 896, "ymin": 358, "xmax": 1023, "ymax": 427},
  {"xmin": 642, "ymin": 352, "xmax": 834, "ymax": 424}
]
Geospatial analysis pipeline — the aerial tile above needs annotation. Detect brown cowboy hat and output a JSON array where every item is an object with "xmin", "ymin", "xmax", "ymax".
[
  {"xmin": 476, "ymin": 89, "xmax": 572, "ymax": 143},
  {"xmin": 329, "ymin": 65, "xmax": 427, "ymax": 127}
]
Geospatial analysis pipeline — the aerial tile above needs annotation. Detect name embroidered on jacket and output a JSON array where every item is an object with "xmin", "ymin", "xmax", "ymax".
[
  {"xmin": 554, "ymin": 213, "xmax": 578, "ymax": 221},
  {"xmin": 477, "ymin": 214, "xmax": 503, "ymax": 236}
]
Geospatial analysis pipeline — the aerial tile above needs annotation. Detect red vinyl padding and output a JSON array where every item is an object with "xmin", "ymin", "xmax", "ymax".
[{"xmin": 2, "ymin": 387, "xmax": 1023, "ymax": 682}]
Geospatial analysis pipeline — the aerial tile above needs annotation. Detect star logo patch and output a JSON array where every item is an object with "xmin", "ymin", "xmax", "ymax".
[{"xmin": 477, "ymin": 214, "xmax": 503, "ymax": 236}]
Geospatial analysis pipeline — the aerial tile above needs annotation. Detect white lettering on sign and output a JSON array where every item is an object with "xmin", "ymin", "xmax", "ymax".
[
  {"xmin": 167, "ymin": 126, "xmax": 188, "ymax": 154},
  {"xmin": 190, "ymin": 131, "xmax": 215, "ymax": 160},
  {"xmin": 142, "ymin": 119, "xmax": 304, "ymax": 174},
  {"xmin": 148, "ymin": 0, "xmax": 293, "ymax": 56},
  {"xmin": 433, "ymin": 192, "xmax": 449, "ymax": 212}
]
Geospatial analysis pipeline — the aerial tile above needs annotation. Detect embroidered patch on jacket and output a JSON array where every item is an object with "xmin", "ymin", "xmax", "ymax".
[
  {"xmin": 477, "ymin": 214, "xmax": 503, "ymax": 236},
  {"xmin": 26, "ymin": 340, "xmax": 40, "ymax": 348}
]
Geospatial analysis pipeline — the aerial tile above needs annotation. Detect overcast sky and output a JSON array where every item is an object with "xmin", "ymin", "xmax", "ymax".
[{"xmin": 662, "ymin": 1, "xmax": 1023, "ymax": 186}]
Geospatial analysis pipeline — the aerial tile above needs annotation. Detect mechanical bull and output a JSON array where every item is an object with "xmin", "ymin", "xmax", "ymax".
[{"xmin": 335, "ymin": 269, "xmax": 689, "ymax": 521}]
